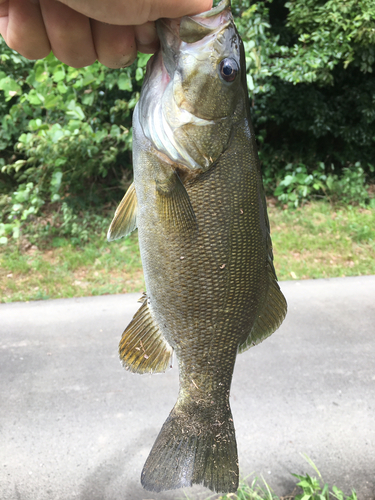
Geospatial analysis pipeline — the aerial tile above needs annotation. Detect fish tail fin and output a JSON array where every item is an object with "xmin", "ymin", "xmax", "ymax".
[{"xmin": 141, "ymin": 402, "xmax": 239, "ymax": 493}]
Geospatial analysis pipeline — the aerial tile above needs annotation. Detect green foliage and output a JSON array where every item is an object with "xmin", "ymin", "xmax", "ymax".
[
  {"xmin": 0, "ymin": 227, "xmax": 143, "ymax": 303},
  {"xmin": 286, "ymin": 0, "xmax": 375, "ymax": 77},
  {"xmin": 200, "ymin": 455, "xmax": 359, "ymax": 500},
  {"xmin": 233, "ymin": 0, "xmax": 375, "ymax": 203},
  {"xmin": 234, "ymin": 0, "xmax": 375, "ymax": 86},
  {"xmin": 274, "ymin": 162, "xmax": 327, "ymax": 207},
  {"xmin": 291, "ymin": 455, "xmax": 357, "ymax": 500},
  {"xmin": 2, "ymin": 201, "xmax": 375, "ymax": 301},
  {"xmin": 0, "ymin": 48, "xmax": 140, "ymax": 193},
  {"xmin": 1, "ymin": 0, "xmax": 375, "ymax": 243},
  {"xmin": 325, "ymin": 163, "xmax": 374, "ymax": 206},
  {"xmin": 291, "ymin": 472, "xmax": 357, "ymax": 500},
  {"xmin": 271, "ymin": 201, "xmax": 375, "ymax": 280},
  {"xmin": 212, "ymin": 469, "xmax": 357, "ymax": 500},
  {"xmin": 0, "ymin": 40, "xmax": 151, "ymax": 243},
  {"xmin": 216, "ymin": 476, "xmax": 278, "ymax": 499},
  {"xmin": 274, "ymin": 162, "xmax": 373, "ymax": 207}
]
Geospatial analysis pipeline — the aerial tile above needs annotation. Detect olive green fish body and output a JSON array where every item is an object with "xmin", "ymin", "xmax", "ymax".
[
  {"xmin": 108, "ymin": 0, "xmax": 287, "ymax": 493},
  {"xmin": 134, "ymin": 116, "xmax": 271, "ymax": 369}
]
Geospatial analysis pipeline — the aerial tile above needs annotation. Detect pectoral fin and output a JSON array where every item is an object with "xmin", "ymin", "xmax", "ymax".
[
  {"xmin": 119, "ymin": 294, "xmax": 173, "ymax": 374},
  {"xmin": 238, "ymin": 264, "xmax": 287, "ymax": 353},
  {"xmin": 107, "ymin": 182, "xmax": 137, "ymax": 241},
  {"xmin": 156, "ymin": 170, "xmax": 198, "ymax": 233}
]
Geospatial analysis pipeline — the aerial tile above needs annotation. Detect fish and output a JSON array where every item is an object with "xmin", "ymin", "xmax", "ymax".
[{"xmin": 107, "ymin": 0, "xmax": 287, "ymax": 494}]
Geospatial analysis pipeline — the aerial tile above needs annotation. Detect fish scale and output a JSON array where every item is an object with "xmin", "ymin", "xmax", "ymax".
[{"xmin": 108, "ymin": 0, "xmax": 287, "ymax": 494}]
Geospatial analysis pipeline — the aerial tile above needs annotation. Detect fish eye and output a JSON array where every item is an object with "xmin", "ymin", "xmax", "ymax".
[{"xmin": 219, "ymin": 58, "xmax": 238, "ymax": 83}]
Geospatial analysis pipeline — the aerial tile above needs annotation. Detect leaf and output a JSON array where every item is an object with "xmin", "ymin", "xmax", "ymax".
[
  {"xmin": 12, "ymin": 225, "xmax": 20, "ymax": 239},
  {"xmin": 34, "ymin": 64, "xmax": 49, "ymax": 82},
  {"xmin": 55, "ymin": 158, "xmax": 67, "ymax": 167},
  {"xmin": 44, "ymin": 93, "xmax": 62, "ymax": 109},
  {"xmin": 137, "ymin": 52, "xmax": 152, "ymax": 68},
  {"xmin": 53, "ymin": 69, "xmax": 66, "ymax": 82},
  {"xmin": 135, "ymin": 67, "xmax": 144, "ymax": 82},
  {"xmin": 14, "ymin": 160, "xmax": 27, "ymax": 172},
  {"xmin": 12, "ymin": 203, "xmax": 23, "ymax": 212},
  {"xmin": 118, "ymin": 71, "xmax": 132, "ymax": 91},
  {"xmin": 66, "ymin": 100, "xmax": 85, "ymax": 120},
  {"xmin": 110, "ymin": 124, "xmax": 121, "ymax": 138},
  {"xmin": 49, "ymin": 125, "xmax": 65, "ymax": 142},
  {"xmin": 81, "ymin": 91, "xmax": 95, "ymax": 106},
  {"xmin": 51, "ymin": 170, "xmax": 63, "ymax": 189},
  {"xmin": 82, "ymin": 71, "xmax": 96, "ymax": 86},
  {"xmin": 57, "ymin": 81, "xmax": 68, "ymax": 94},
  {"xmin": 247, "ymin": 74, "xmax": 255, "ymax": 90},
  {"xmin": 0, "ymin": 77, "xmax": 22, "ymax": 100},
  {"xmin": 26, "ymin": 90, "xmax": 43, "ymax": 105}
]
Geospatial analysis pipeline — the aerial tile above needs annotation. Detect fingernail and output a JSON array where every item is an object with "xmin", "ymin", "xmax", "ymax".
[
  {"xmin": 134, "ymin": 21, "xmax": 158, "ymax": 47},
  {"xmin": 136, "ymin": 40, "xmax": 160, "ymax": 55}
]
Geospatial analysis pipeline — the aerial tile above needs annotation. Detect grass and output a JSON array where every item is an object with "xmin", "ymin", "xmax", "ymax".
[
  {"xmin": 201, "ymin": 473, "xmax": 357, "ymax": 500},
  {"xmin": 0, "ymin": 232, "xmax": 144, "ymax": 302},
  {"xmin": 270, "ymin": 201, "xmax": 375, "ymax": 280},
  {"xmin": 181, "ymin": 456, "xmax": 357, "ymax": 500},
  {"xmin": 1, "ymin": 201, "xmax": 374, "ymax": 303}
]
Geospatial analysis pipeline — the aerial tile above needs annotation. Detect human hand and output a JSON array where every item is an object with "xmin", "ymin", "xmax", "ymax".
[{"xmin": 0, "ymin": 0, "xmax": 212, "ymax": 68}]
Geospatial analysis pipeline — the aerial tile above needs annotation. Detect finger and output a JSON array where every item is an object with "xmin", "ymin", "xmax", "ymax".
[
  {"xmin": 4, "ymin": 0, "xmax": 50, "ymax": 60},
  {"xmin": 0, "ymin": 0, "xmax": 9, "ymax": 39},
  {"xmin": 57, "ymin": 0, "xmax": 213, "ymax": 25},
  {"xmin": 40, "ymin": 0, "xmax": 97, "ymax": 68},
  {"xmin": 0, "ymin": 0, "xmax": 8, "ymax": 17},
  {"xmin": 90, "ymin": 21, "xmax": 137, "ymax": 69},
  {"xmin": 134, "ymin": 22, "xmax": 159, "ymax": 54},
  {"xmin": 148, "ymin": 0, "xmax": 214, "ymax": 21}
]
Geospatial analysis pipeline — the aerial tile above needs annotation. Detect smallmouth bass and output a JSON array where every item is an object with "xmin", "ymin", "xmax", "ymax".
[{"xmin": 108, "ymin": 0, "xmax": 287, "ymax": 494}]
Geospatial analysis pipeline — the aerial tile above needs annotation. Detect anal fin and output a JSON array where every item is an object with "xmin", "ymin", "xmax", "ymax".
[
  {"xmin": 107, "ymin": 182, "xmax": 137, "ymax": 241},
  {"xmin": 119, "ymin": 294, "xmax": 173, "ymax": 374}
]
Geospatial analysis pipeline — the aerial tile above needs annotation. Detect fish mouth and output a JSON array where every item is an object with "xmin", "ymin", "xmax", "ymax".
[
  {"xmin": 138, "ymin": 0, "xmax": 235, "ymax": 172},
  {"xmin": 156, "ymin": 0, "xmax": 231, "ymax": 78},
  {"xmin": 180, "ymin": 0, "xmax": 231, "ymax": 42}
]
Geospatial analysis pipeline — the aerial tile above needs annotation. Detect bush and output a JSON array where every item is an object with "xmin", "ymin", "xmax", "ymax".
[
  {"xmin": 274, "ymin": 161, "xmax": 375, "ymax": 207},
  {"xmin": 1, "ymin": 0, "xmax": 375, "ymax": 244},
  {"xmin": 0, "ymin": 45, "xmax": 152, "ymax": 244}
]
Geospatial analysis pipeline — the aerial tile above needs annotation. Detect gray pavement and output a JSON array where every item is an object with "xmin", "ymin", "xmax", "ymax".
[{"xmin": 1, "ymin": 276, "xmax": 375, "ymax": 500}]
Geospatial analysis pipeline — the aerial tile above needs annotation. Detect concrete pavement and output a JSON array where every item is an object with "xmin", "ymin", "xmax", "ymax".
[{"xmin": 1, "ymin": 276, "xmax": 374, "ymax": 500}]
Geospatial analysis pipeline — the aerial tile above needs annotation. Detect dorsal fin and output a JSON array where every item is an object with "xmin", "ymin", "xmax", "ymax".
[{"xmin": 107, "ymin": 182, "xmax": 137, "ymax": 241}]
